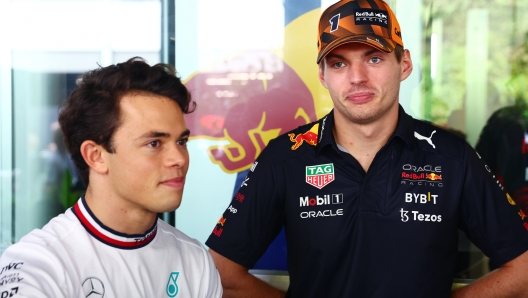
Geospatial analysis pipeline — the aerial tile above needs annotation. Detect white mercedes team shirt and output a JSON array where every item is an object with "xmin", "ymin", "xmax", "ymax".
[{"xmin": 0, "ymin": 197, "xmax": 222, "ymax": 298}]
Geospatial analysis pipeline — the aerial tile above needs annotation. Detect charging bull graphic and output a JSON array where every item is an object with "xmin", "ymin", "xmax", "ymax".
[
  {"xmin": 179, "ymin": 1, "xmax": 325, "ymax": 272},
  {"xmin": 184, "ymin": 50, "xmax": 317, "ymax": 173},
  {"xmin": 289, "ymin": 123, "xmax": 319, "ymax": 150}
]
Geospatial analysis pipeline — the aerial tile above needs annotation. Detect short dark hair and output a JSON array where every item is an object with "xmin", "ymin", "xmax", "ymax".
[
  {"xmin": 394, "ymin": 45, "xmax": 404, "ymax": 63},
  {"xmin": 58, "ymin": 57, "xmax": 195, "ymax": 187}
]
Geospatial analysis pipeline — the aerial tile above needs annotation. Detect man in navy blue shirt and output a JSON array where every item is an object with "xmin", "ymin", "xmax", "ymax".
[{"xmin": 206, "ymin": 0, "xmax": 528, "ymax": 297}]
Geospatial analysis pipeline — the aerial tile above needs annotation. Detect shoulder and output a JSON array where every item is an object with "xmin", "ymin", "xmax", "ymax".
[
  {"xmin": 157, "ymin": 220, "xmax": 207, "ymax": 253},
  {"xmin": 0, "ymin": 213, "xmax": 79, "ymax": 296},
  {"xmin": 411, "ymin": 118, "xmax": 469, "ymax": 163},
  {"xmin": 263, "ymin": 119, "xmax": 322, "ymax": 163},
  {"xmin": 1, "ymin": 210, "xmax": 81, "ymax": 264},
  {"xmin": 15, "ymin": 209, "xmax": 79, "ymax": 249}
]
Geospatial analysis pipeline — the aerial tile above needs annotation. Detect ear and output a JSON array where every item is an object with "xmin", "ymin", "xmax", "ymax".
[
  {"xmin": 400, "ymin": 49, "xmax": 413, "ymax": 82},
  {"xmin": 80, "ymin": 140, "xmax": 109, "ymax": 175},
  {"xmin": 318, "ymin": 62, "xmax": 329, "ymax": 89}
]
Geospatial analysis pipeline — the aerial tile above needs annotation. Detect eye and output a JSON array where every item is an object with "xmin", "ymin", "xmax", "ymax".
[
  {"xmin": 332, "ymin": 61, "xmax": 346, "ymax": 68},
  {"xmin": 177, "ymin": 138, "xmax": 189, "ymax": 146},
  {"xmin": 147, "ymin": 140, "xmax": 160, "ymax": 148},
  {"xmin": 369, "ymin": 57, "xmax": 381, "ymax": 64}
]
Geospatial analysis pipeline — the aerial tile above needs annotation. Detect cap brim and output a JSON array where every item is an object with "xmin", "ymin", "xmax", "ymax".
[{"xmin": 317, "ymin": 35, "xmax": 396, "ymax": 64}]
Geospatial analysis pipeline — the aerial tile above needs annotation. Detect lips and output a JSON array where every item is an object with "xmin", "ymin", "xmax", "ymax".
[
  {"xmin": 160, "ymin": 176, "xmax": 185, "ymax": 189},
  {"xmin": 346, "ymin": 91, "xmax": 374, "ymax": 104}
]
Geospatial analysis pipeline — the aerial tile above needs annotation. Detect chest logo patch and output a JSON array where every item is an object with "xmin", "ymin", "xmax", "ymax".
[
  {"xmin": 414, "ymin": 130, "xmax": 436, "ymax": 148},
  {"xmin": 306, "ymin": 163, "xmax": 335, "ymax": 189},
  {"xmin": 82, "ymin": 277, "xmax": 105, "ymax": 298},
  {"xmin": 289, "ymin": 123, "xmax": 319, "ymax": 150},
  {"xmin": 166, "ymin": 272, "xmax": 180, "ymax": 297}
]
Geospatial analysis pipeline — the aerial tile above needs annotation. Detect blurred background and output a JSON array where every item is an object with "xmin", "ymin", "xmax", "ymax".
[{"xmin": 1, "ymin": 0, "xmax": 528, "ymax": 284}]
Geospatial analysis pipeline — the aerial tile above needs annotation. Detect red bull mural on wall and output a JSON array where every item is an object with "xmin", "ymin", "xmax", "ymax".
[
  {"xmin": 177, "ymin": 1, "xmax": 333, "ymax": 271},
  {"xmin": 184, "ymin": 50, "xmax": 318, "ymax": 173}
]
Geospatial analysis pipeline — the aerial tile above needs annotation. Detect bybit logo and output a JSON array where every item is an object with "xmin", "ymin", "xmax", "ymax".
[{"xmin": 405, "ymin": 192, "xmax": 438, "ymax": 204}]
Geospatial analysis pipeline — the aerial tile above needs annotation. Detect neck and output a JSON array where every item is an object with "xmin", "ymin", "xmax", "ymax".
[
  {"xmin": 333, "ymin": 106, "xmax": 398, "ymax": 172},
  {"xmin": 84, "ymin": 184, "xmax": 157, "ymax": 235}
]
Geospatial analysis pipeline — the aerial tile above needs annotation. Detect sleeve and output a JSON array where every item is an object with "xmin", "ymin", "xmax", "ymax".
[
  {"xmin": 0, "ymin": 241, "xmax": 71, "ymax": 298},
  {"xmin": 458, "ymin": 142, "xmax": 528, "ymax": 266},
  {"xmin": 475, "ymin": 112, "xmax": 500, "ymax": 172},
  {"xmin": 202, "ymin": 249, "xmax": 222, "ymax": 298},
  {"xmin": 205, "ymin": 140, "xmax": 285, "ymax": 268}
]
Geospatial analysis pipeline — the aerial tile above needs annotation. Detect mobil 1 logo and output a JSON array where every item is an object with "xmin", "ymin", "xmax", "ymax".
[{"xmin": 299, "ymin": 193, "xmax": 344, "ymax": 219}]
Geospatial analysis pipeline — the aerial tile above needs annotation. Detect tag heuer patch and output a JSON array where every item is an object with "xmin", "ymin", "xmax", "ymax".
[{"xmin": 306, "ymin": 163, "xmax": 335, "ymax": 189}]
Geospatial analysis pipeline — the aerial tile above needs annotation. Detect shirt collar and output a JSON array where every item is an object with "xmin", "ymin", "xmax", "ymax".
[
  {"xmin": 315, "ymin": 105, "xmax": 416, "ymax": 154},
  {"xmin": 315, "ymin": 109, "xmax": 336, "ymax": 155},
  {"xmin": 391, "ymin": 105, "xmax": 416, "ymax": 149},
  {"xmin": 72, "ymin": 195, "xmax": 157, "ymax": 250}
]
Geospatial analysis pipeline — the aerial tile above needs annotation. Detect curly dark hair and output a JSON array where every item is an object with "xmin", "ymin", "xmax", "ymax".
[{"xmin": 58, "ymin": 57, "xmax": 195, "ymax": 187}]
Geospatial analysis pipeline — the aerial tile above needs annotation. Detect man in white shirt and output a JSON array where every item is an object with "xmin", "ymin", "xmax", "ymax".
[{"xmin": 0, "ymin": 57, "xmax": 222, "ymax": 298}]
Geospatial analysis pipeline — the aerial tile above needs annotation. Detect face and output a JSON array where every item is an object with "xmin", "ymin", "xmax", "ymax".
[
  {"xmin": 319, "ymin": 42, "xmax": 412, "ymax": 125},
  {"xmin": 103, "ymin": 93, "xmax": 190, "ymax": 214}
]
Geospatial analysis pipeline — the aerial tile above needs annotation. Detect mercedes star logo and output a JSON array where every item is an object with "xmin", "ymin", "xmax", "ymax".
[{"xmin": 82, "ymin": 277, "xmax": 105, "ymax": 298}]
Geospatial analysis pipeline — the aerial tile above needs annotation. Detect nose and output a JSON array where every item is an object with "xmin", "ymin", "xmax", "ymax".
[
  {"xmin": 348, "ymin": 61, "xmax": 368, "ymax": 85},
  {"xmin": 165, "ymin": 143, "xmax": 188, "ymax": 168}
]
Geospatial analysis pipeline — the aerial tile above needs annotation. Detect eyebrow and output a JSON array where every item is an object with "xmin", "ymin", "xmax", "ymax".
[
  {"xmin": 325, "ymin": 53, "xmax": 347, "ymax": 61},
  {"xmin": 138, "ymin": 129, "xmax": 191, "ymax": 139},
  {"xmin": 325, "ymin": 49, "xmax": 383, "ymax": 62}
]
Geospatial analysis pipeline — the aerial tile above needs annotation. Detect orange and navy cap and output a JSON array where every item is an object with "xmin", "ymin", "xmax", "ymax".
[{"xmin": 317, "ymin": 0, "xmax": 404, "ymax": 64}]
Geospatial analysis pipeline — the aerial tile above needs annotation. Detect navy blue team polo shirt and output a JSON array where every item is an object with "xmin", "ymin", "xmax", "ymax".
[{"xmin": 206, "ymin": 106, "xmax": 528, "ymax": 298}]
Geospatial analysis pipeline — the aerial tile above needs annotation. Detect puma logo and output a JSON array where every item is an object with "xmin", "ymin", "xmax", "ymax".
[{"xmin": 414, "ymin": 130, "xmax": 436, "ymax": 148}]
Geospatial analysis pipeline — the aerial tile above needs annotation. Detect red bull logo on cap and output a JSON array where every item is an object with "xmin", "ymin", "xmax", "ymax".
[
  {"xmin": 306, "ymin": 163, "xmax": 335, "ymax": 189},
  {"xmin": 288, "ymin": 123, "xmax": 319, "ymax": 150}
]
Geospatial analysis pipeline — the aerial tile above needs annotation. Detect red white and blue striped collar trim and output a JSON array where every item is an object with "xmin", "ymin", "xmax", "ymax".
[{"xmin": 71, "ymin": 195, "xmax": 157, "ymax": 250}]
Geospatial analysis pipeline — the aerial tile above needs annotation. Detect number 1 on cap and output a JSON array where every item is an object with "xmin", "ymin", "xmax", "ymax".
[{"xmin": 329, "ymin": 14, "xmax": 340, "ymax": 32}]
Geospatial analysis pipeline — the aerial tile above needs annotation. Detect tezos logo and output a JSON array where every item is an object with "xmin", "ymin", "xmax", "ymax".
[
  {"xmin": 166, "ymin": 272, "xmax": 179, "ymax": 297},
  {"xmin": 306, "ymin": 163, "xmax": 335, "ymax": 189},
  {"xmin": 400, "ymin": 208, "xmax": 442, "ymax": 222}
]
